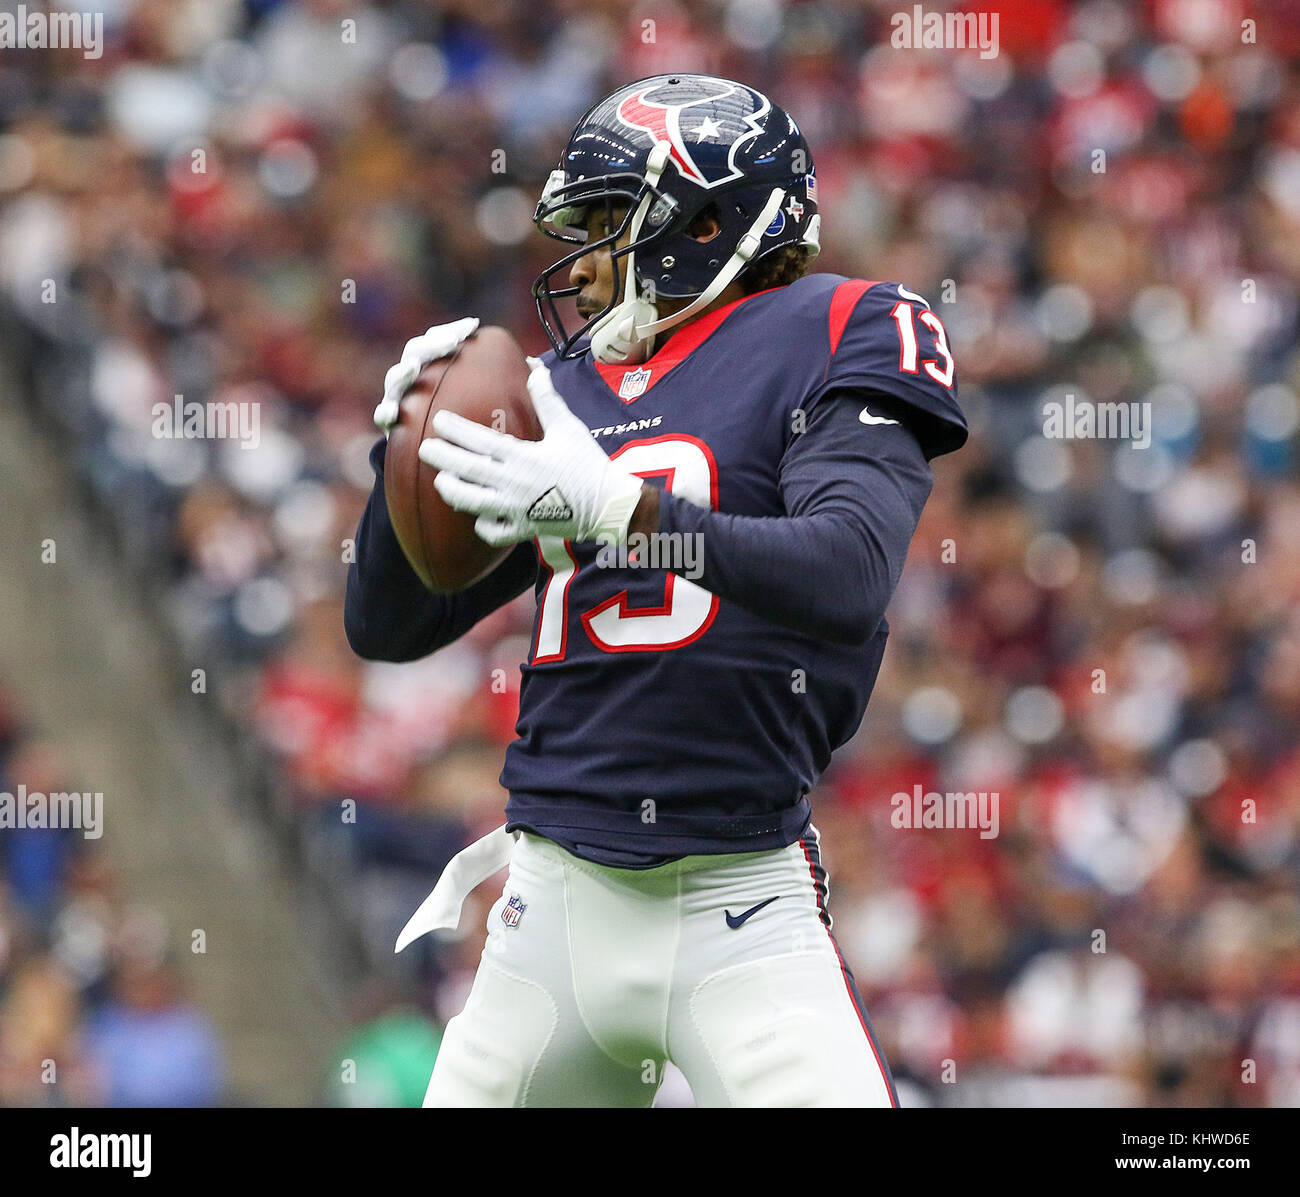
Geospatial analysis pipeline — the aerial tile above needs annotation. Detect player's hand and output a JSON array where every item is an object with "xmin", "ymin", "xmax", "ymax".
[
  {"xmin": 417, "ymin": 357, "xmax": 645, "ymax": 548},
  {"xmin": 374, "ymin": 317, "xmax": 480, "ymax": 437}
]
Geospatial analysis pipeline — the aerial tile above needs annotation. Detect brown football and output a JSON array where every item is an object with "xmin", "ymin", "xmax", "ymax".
[{"xmin": 384, "ymin": 326, "xmax": 541, "ymax": 593}]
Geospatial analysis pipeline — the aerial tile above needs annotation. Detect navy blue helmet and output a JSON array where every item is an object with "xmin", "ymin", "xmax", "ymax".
[{"xmin": 532, "ymin": 74, "xmax": 821, "ymax": 364}]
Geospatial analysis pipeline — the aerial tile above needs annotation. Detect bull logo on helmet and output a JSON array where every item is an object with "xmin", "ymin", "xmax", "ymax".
[{"xmin": 614, "ymin": 78, "xmax": 770, "ymax": 190}]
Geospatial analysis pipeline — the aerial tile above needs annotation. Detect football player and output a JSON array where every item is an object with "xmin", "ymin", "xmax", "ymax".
[{"xmin": 346, "ymin": 73, "xmax": 966, "ymax": 1107}]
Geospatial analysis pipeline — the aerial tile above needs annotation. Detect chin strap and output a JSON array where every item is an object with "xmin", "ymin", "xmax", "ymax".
[
  {"xmin": 589, "ymin": 142, "xmax": 671, "ymax": 366},
  {"xmin": 587, "ymin": 297, "xmax": 660, "ymax": 367},
  {"xmin": 590, "ymin": 149, "xmax": 787, "ymax": 366}
]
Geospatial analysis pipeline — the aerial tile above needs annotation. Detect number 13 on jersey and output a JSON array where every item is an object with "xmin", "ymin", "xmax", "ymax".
[
  {"xmin": 532, "ymin": 435, "xmax": 720, "ymax": 661},
  {"xmin": 890, "ymin": 298, "xmax": 955, "ymax": 388}
]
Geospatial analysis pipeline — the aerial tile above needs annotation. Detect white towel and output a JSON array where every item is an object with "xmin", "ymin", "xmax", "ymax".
[{"xmin": 395, "ymin": 824, "xmax": 516, "ymax": 952}]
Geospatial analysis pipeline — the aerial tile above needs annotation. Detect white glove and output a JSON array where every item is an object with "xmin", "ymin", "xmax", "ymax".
[
  {"xmin": 374, "ymin": 316, "xmax": 480, "ymax": 437},
  {"xmin": 417, "ymin": 357, "xmax": 645, "ymax": 548}
]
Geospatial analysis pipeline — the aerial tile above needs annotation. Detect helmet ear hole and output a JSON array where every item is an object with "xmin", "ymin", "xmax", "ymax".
[{"xmin": 684, "ymin": 201, "xmax": 723, "ymax": 241}]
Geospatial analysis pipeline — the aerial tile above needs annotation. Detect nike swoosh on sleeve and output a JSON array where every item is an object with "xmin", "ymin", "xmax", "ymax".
[{"xmin": 859, "ymin": 406, "xmax": 900, "ymax": 426}]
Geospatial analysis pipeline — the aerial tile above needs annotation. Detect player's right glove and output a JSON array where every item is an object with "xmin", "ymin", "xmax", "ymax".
[
  {"xmin": 373, "ymin": 316, "xmax": 480, "ymax": 437},
  {"xmin": 418, "ymin": 357, "xmax": 645, "ymax": 548}
]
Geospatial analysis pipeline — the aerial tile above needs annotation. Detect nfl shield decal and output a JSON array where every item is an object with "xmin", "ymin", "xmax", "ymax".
[
  {"xmin": 501, "ymin": 892, "xmax": 527, "ymax": 927},
  {"xmin": 618, "ymin": 367, "xmax": 652, "ymax": 401}
]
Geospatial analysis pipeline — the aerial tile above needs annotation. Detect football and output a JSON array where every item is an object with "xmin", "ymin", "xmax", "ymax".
[{"xmin": 383, "ymin": 325, "xmax": 541, "ymax": 592}]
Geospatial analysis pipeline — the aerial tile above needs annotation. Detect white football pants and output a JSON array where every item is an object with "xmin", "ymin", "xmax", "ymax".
[{"xmin": 418, "ymin": 826, "xmax": 897, "ymax": 1108}]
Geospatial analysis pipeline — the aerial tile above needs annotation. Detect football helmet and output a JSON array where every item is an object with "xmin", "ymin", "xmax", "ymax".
[{"xmin": 532, "ymin": 74, "xmax": 821, "ymax": 364}]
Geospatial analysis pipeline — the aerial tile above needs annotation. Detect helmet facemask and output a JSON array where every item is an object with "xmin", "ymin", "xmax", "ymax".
[{"xmin": 531, "ymin": 145, "xmax": 680, "ymax": 364}]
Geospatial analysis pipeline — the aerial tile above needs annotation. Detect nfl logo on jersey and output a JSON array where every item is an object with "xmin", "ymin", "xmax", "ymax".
[
  {"xmin": 501, "ymin": 893, "xmax": 527, "ymax": 927},
  {"xmin": 618, "ymin": 367, "xmax": 652, "ymax": 401}
]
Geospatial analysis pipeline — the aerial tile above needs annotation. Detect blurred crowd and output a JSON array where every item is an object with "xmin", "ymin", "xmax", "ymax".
[
  {"xmin": 0, "ymin": 683, "xmax": 225, "ymax": 1106},
  {"xmin": 1, "ymin": 0, "xmax": 1299, "ymax": 1106}
]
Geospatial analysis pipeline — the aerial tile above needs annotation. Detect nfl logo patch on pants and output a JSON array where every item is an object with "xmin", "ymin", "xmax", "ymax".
[{"xmin": 501, "ymin": 892, "xmax": 526, "ymax": 927}]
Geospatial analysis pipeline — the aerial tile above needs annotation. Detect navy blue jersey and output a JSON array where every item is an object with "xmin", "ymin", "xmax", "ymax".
[{"xmin": 346, "ymin": 274, "xmax": 967, "ymax": 867}]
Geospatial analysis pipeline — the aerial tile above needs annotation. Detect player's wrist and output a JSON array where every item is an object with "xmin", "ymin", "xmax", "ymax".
[
  {"xmin": 589, "ymin": 473, "xmax": 645, "ymax": 546},
  {"xmin": 626, "ymin": 484, "xmax": 659, "ymax": 540}
]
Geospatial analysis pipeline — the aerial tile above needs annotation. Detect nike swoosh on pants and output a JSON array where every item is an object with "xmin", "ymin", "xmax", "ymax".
[{"xmin": 724, "ymin": 895, "xmax": 781, "ymax": 929}]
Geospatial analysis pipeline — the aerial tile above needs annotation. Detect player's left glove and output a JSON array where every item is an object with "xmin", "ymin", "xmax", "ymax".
[
  {"xmin": 418, "ymin": 357, "xmax": 645, "ymax": 548},
  {"xmin": 373, "ymin": 317, "xmax": 480, "ymax": 437}
]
